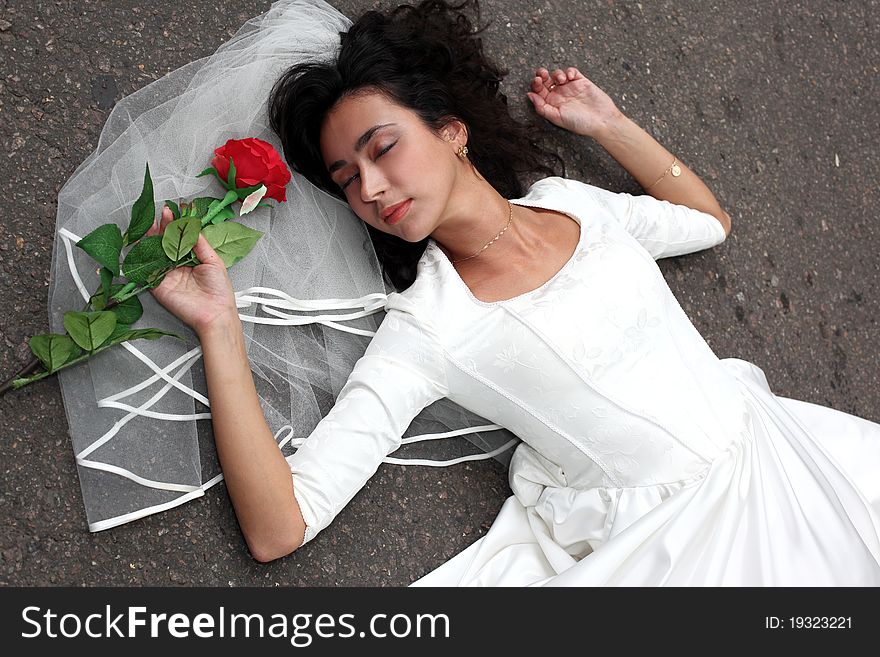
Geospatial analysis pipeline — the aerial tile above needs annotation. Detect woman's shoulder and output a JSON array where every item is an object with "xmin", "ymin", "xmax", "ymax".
[
  {"xmin": 378, "ymin": 255, "xmax": 453, "ymax": 356},
  {"xmin": 522, "ymin": 176, "xmax": 641, "ymax": 222},
  {"xmin": 384, "ymin": 243, "xmax": 450, "ymax": 317},
  {"xmin": 511, "ymin": 176, "xmax": 626, "ymax": 227},
  {"xmin": 522, "ymin": 175, "xmax": 611, "ymax": 202}
]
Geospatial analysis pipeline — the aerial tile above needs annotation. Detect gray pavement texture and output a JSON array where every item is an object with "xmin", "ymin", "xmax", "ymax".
[{"xmin": 0, "ymin": 0, "xmax": 877, "ymax": 586}]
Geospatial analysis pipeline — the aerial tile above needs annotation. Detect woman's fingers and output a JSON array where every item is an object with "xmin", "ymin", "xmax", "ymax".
[
  {"xmin": 192, "ymin": 233, "xmax": 224, "ymax": 268},
  {"xmin": 146, "ymin": 209, "xmax": 162, "ymax": 237},
  {"xmin": 146, "ymin": 205, "xmax": 175, "ymax": 237},
  {"xmin": 533, "ymin": 66, "xmax": 584, "ymax": 94},
  {"xmin": 526, "ymin": 91, "xmax": 561, "ymax": 124},
  {"xmin": 526, "ymin": 91, "xmax": 545, "ymax": 111},
  {"xmin": 160, "ymin": 206, "xmax": 174, "ymax": 232}
]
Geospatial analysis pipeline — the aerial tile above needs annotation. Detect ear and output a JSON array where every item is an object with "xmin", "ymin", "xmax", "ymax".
[{"xmin": 441, "ymin": 117, "xmax": 469, "ymax": 145}]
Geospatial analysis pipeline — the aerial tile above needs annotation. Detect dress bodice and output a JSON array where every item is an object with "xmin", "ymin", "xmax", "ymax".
[{"xmin": 288, "ymin": 176, "xmax": 731, "ymax": 542}]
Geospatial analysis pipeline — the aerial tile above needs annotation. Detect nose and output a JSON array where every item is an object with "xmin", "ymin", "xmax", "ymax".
[{"xmin": 358, "ymin": 163, "xmax": 387, "ymax": 203}]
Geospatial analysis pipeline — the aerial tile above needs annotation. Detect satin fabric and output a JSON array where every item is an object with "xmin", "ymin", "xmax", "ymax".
[
  {"xmin": 414, "ymin": 358, "xmax": 880, "ymax": 586},
  {"xmin": 286, "ymin": 176, "xmax": 880, "ymax": 585}
]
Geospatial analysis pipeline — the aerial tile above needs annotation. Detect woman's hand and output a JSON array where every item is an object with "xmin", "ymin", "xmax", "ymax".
[
  {"xmin": 527, "ymin": 66, "xmax": 623, "ymax": 139},
  {"xmin": 147, "ymin": 206, "xmax": 238, "ymax": 336}
]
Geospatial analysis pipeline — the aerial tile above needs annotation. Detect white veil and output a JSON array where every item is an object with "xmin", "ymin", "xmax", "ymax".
[{"xmin": 50, "ymin": 0, "xmax": 518, "ymax": 532}]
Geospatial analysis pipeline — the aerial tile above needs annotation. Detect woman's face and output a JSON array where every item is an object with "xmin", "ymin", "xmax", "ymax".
[{"xmin": 319, "ymin": 90, "xmax": 462, "ymax": 242}]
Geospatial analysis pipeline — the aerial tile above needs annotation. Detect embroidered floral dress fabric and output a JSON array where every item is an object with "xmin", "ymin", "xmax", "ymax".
[{"xmin": 287, "ymin": 176, "xmax": 880, "ymax": 586}]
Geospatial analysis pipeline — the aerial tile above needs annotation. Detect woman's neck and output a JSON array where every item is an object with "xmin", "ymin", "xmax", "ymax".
[{"xmin": 431, "ymin": 178, "xmax": 533, "ymax": 268}]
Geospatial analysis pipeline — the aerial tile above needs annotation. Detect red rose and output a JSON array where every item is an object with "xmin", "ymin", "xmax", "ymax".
[{"xmin": 211, "ymin": 137, "xmax": 291, "ymax": 203}]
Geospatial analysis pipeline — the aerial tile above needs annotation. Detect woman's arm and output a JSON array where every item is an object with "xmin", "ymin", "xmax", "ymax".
[
  {"xmin": 527, "ymin": 66, "xmax": 731, "ymax": 236},
  {"xmin": 592, "ymin": 114, "xmax": 731, "ymax": 235},
  {"xmin": 198, "ymin": 312, "xmax": 306, "ymax": 562},
  {"xmin": 148, "ymin": 208, "xmax": 305, "ymax": 562}
]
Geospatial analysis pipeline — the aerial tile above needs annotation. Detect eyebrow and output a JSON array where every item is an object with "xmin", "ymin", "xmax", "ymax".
[{"xmin": 327, "ymin": 123, "xmax": 396, "ymax": 174}]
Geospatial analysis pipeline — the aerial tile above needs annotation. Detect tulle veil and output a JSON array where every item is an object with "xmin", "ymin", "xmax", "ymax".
[{"xmin": 50, "ymin": 0, "xmax": 517, "ymax": 531}]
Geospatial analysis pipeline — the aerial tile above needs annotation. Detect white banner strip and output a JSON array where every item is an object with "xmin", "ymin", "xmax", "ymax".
[
  {"xmin": 99, "ymin": 348, "xmax": 203, "ymax": 404},
  {"xmin": 76, "ymin": 458, "xmax": 201, "ymax": 494},
  {"xmin": 88, "ymin": 488, "xmax": 206, "ymax": 533},
  {"xmin": 399, "ymin": 424, "xmax": 505, "ymax": 445},
  {"xmin": 383, "ymin": 439, "xmax": 519, "ymax": 467},
  {"xmin": 120, "ymin": 342, "xmax": 209, "ymax": 406},
  {"xmin": 78, "ymin": 353, "xmax": 201, "ymax": 460},
  {"xmin": 58, "ymin": 227, "xmax": 91, "ymax": 302}
]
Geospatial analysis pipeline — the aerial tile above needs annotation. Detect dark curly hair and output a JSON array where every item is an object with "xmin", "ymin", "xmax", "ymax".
[{"xmin": 268, "ymin": 0, "xmax": 564, "ymax": 291}]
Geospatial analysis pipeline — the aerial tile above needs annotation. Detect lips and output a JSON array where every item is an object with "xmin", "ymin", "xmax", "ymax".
[{"xmin": 381, "ymin": 199, "xmax": 412, "ymax": 225}]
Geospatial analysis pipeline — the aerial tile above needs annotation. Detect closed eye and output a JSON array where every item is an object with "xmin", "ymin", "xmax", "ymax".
[
  {"xmin": 377, "ymin": 141, "xmax": 396, "ymax": 158},
  {"xmin": 340, "ymin": 141, "xmax": 397, "ymax": 190}
]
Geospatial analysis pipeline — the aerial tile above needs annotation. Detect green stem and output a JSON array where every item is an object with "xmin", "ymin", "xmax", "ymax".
[
  {"xmin": 111, "ymin": 283, "xmax": 153, "ymax": 305},
  {"xmin": 1, "ymin": 253, "xmax": 200, "ymax": 396},
  {"xmin": 0, "ymin": 358, "xmax": 42, "ymax": 395},
  {"xmin": 200, "ymin": 189, "xmax": 239, "ymax": 226},
  {"xmin": 1, "ymin": 283, "xmax": 149, "ymax": 396},
  {"xmin": 112, "ymin": 257, "xmax": 195, "ymax": 304},
  {"xmin": 0, "ymin": 280, "xmax": 114, "ymax": 396},
  {"xmin": 111, "ymin": 281, "xmax": 137, "ymax": 301},
  {"xmin": 11, "ymin": 343, "xmax": 117, "ymax": 390}
]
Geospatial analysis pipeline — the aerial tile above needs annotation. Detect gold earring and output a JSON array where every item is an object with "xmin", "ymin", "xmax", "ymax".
[{"xmin": 457, "ymin": 145, "xmax": 469, "ymax": 158}]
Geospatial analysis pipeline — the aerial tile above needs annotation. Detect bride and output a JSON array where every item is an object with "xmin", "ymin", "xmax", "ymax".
[
  {"xmin": 25, "ymin": 0, "xmax": 877, "ymax": 586},
  {"xmin": 136, "ymin": 0, "xmax": 880, "ymax": 585}
]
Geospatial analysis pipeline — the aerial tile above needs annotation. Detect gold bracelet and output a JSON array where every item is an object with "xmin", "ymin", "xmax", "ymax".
[{"xmin": 646, "ymin": 157, "xmax": 682, "ymax": 191}]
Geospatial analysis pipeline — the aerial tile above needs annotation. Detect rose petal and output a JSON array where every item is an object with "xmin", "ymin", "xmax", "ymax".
[
  {"xmin": 211, "ymin": 154, "xmax": 229, "ymax": 179},
  {"xmin": 240, "ymin": 185, "xmax": 268, "ymax": 216}
]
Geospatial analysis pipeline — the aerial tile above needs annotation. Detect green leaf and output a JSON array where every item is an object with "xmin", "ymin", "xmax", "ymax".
[
  {"xmin": 226, "ymin": 156, "xmax": 237, "ymax": 189},
  {"xmin": 29, "ymin": 334, "xmax": 80, "ymax": 372},
  {"xmin": 164, "ymin": 200, "xmax": 181, "ymax": 220},
  {"xmin": 196, "ymin": 166, "xmax": 228, "ymax": 190},
  {"xmin": 202, "ymin": 222, "xmax": 264, "ymax": 267},
  {"xmin": 122, "ymin": 235, "xmax": 172, "ymax": 284},
  {"xmin": 76, "ymin": 223, "xmax": 123, "ymax": 276},
  {"xmin": 192, "ymin": 197, "xmax": 217, "ymax": 217},
  {"xmin": 162, "ymin": 216, "xmax": 201, "ymax": 262},
  {"xmin": 125, "ymin": 162, "xmax": 156, "ymax": 244},
  {"xmin": 91, "ymin": 283, "xmax": 144, "ymax": 324},
  {"xmin": 108, "ymin": 323, "xmax": 132, "ymax": 341},
  {"xmin": 106, "ymin": 327, "xmax": 182, "ymax": 347},
  {"xmin": 89, "ymin": 289, "xmax": 106, "ymax": 311},
  {"xmin": 99, "ymin": 266, "xmax": 114, "ymax": 301},
  {"xmin": 63, "ymin": 311, "xmax": 117, "ymax": 351},
  {"xmin": 182, "ymin": 196, "xmax": 222, "ymax": 221},
  {"xmin": 113, "ymin": 294, "xmax": 143, "ymax": 325}
]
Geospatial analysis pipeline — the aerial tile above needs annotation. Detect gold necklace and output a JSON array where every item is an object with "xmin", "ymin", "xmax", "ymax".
[{"xmin": 451, "ymin": 201, "xmax": 513, "ymax": 264}]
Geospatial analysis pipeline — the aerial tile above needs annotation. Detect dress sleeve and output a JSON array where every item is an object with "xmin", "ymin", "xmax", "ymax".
[
  {"xmin": 285, "ymin": 302, "xmax": 448, "ymax": 547},
  {"xmin": 562, "ymin": 178, "xmax": 728, "ymax": 260}
]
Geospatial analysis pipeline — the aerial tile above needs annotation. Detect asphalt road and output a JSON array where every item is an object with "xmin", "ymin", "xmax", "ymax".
[{"xmin": 1, "ymin": 0, "xmax": 877, "ymax": 586}]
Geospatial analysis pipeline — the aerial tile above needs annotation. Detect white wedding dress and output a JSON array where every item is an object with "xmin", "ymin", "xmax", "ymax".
[{"xmin": 286, "ymin": 176, "xmax": 880, "ymax": 586}]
